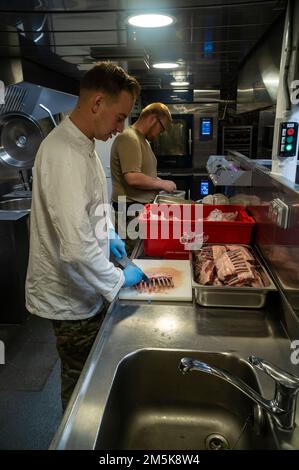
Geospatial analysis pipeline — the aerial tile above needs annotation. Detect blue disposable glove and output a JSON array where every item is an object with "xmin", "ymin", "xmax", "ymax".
[
  {"xmin": 123, "ymin": 265, "xmax": 146, "ymax": 288},
  {"xmin": 109, "ymin": 228, "xmax": 127, "ymax": 259}
]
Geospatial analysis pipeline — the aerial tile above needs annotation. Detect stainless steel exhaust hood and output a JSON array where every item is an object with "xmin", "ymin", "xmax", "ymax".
[
  {"xmin": 0, "ymin": 81, "xmax": 77, "ymax": 169},
  {"xmin": 236, "ymin": 15, "xmax": 284, "ymax": 114},
  {"xmin": 0, "ymin": 81, "xmax": 77, "ymax": 120}
]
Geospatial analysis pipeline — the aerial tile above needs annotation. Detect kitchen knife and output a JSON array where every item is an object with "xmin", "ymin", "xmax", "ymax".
[{"xmin": 111, "ymin": 254, "xmax": 150, "ymax": 283}]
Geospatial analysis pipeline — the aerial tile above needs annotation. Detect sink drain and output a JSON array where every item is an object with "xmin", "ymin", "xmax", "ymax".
[{"xmin": 205, "ymin": 433, "xmax": 230, "ymax": 450}]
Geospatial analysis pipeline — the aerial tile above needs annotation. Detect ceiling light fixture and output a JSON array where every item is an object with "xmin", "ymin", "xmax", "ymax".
[
  {"xmin": 170, "ymin": 81, "xmax": 190, "ymax": 86},
  {"xmin": 127, "ymin": 14, "xmax": 174, "ymax": 28},
  {"xmin": 152, "ymin": 62, "xmax": 179, "ymax": 69}
]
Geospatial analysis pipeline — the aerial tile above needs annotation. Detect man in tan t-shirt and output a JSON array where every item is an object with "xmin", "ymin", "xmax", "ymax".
[{"xmin": 110, "ymin": 102, "xmax": 176, "ymax": 253}]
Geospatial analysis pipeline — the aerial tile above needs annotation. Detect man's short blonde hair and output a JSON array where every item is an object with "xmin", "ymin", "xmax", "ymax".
[{"xmin": 140, "ymin": 102, "xmax": 172, "ymax": 128}]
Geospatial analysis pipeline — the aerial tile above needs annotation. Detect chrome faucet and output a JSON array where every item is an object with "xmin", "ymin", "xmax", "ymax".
[{"xmin": 179, "ymin": 355, "xmax": 299, "ymax": 432}]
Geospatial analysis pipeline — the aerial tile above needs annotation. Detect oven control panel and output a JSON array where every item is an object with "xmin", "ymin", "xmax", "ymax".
[
  {"xmin": 278, "ymin": 122, "xmax": 298, "ymax": 157},
  {"xmin": 199, "ymin": 117, "xmax": 213, "ymax": 140}
]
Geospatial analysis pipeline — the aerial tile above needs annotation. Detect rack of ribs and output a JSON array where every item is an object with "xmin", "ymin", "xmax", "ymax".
[
  {"xmin": 226, "ymin": 245, "xmax": 255, "ymax": 262},
  {"xmin": 136, "ymin": 273, "xmax": 174, "ymax": 293},
  {"xmin": 194, "ymin": 244, "xmax": 268, "ymax": 287}
]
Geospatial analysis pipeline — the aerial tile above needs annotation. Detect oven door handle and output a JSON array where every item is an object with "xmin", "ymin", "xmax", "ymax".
[{"xmin": 188, "ymin": 128, "xmax": 192, "ymax": 155}]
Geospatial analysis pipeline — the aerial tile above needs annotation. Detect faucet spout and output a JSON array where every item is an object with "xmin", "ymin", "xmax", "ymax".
[
  {"xmin": 179, "ymin": 357, "xmax": 276, "ymax": 413},
  {"xmin": 179, "ymin": 356, "xmax": 299, "ymax": 431}
]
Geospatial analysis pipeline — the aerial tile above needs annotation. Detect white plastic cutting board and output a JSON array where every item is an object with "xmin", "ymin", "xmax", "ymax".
[{"xmin": 119, "ymin": 259, "xmax": 192, "ymax": 301}]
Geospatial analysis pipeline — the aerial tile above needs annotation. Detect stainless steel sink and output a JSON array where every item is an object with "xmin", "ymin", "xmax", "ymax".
[
  {"xmin": 96, "ymin": 349, "xmax": 278, "ymax": 450},
  {"xmin": 0, "ymin": 198, "xmax": 31, "ymax": 212}
]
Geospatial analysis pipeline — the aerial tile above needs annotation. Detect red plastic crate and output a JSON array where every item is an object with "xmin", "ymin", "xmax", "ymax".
[{"xmin": 139, "ymin": 204, "xmax": 255, "ymax": 258}]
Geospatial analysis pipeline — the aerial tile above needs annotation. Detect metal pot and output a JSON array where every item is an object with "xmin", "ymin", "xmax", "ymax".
[{"xmin": 0, "ymin": 198, "xmax": 32, "ymax": 236}]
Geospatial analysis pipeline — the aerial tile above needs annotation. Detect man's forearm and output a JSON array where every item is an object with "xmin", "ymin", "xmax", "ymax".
[{"xmin": 124, "ymin": 172, "xmax": 164, "ymax": 190}]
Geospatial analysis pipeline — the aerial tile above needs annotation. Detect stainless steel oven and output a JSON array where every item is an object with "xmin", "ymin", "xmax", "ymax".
[
  {"xmin": 152, "ymin": 103, "xmax": 219, "ymax": 170},
  {"xmin": 131, "ymin": 102, "xmax": 218, "ymax": 170},
  {"xmin": 151, "ymin": 114, "xmax": 193, "ymax": 168}
]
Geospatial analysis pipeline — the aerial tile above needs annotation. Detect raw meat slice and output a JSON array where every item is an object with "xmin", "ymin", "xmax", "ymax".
[{"xmin": 199, "ymin": 260, "xmax": 215, "ymax": 285}]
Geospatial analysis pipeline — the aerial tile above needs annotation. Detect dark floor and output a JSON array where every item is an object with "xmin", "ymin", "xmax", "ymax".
[{"xmin": 0, "ymin": 314, "xmax": 63, "ymax": 449}]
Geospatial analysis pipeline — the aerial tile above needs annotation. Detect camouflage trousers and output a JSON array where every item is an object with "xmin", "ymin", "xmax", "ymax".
[{"xmin": 52, "ymin": 302, "xmax": 108, "ymax": 411}]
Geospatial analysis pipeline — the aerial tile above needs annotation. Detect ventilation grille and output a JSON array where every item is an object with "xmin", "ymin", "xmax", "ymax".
[
  {"xmin": 137, "ymin": 77, "xmax": 162, "ymax": 89},
  {"xmin": 0, "ymin": 85, "xmax": 27, "ymax": 115},
  {"xmin": 90, "ymin": 47, "xmax": 150, "ymax": 70}
]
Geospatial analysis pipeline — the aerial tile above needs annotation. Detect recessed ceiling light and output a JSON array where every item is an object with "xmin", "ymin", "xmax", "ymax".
[
  {"xmin": 170, "ymin": 81, "xmax": 190, "ymax": 86},
  {"xmin": 152, "ymin": 62, "xmax": 179, "ymax": 69},
  {"xmin": 127, "ymin": 14, "xmax": 174, "ymax": 28}
]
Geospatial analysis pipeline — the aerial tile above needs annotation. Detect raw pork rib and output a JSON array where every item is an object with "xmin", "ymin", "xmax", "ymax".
[
  {"xmin": 135, "ymin": 273, "xmax": 174, "ymax": 293},
  {"xmin": 199, "ymin": 260, "xmax": 215, "ymax": 285},
  {"xmin": 194, "ymin": 244, "xmax": 268, "ymax": 288}
]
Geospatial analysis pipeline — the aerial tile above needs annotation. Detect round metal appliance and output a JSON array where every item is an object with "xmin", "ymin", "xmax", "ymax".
[{"xmin": 0, "ymin": 112, "xmax": 44, "ymax": 169}]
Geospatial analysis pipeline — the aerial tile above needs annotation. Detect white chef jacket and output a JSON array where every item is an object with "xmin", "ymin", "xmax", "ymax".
[{"xmin": 26, "ymin": 116, "xmax": 124, "ymax": 320}]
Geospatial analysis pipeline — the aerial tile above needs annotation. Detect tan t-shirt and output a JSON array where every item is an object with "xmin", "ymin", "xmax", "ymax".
[{"xmin": 110, "ymin": 127, "xmax": 158, "ymax": 204}]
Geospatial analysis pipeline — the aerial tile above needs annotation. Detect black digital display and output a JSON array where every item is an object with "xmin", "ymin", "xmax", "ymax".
[{"xmin": 200, "ymin": 117, "xmax": 213, "ymax": 140}]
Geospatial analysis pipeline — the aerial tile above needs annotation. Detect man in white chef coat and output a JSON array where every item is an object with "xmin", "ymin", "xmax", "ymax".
[{"xmin": 26, "ymin": 62, "xmax": 145, "ymax": 410}]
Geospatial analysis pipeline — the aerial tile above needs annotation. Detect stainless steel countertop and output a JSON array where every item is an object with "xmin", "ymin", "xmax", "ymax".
[
  {"xmin": 0, "ymin": 211, "xmax": 29, "ymax": 220},
  {"xmin": 50, "ymin": 298, "xmax": 299, "ymax": 450}
]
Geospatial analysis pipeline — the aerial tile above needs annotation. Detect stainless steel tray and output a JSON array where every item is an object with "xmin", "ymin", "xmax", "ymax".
[
  {"xmin": 191, "ymin": 245, "xmax": 277, "ymax": 308},
  {"xmin": 153, "ymin": 194, "xmax": 195, "ymax": 204}
]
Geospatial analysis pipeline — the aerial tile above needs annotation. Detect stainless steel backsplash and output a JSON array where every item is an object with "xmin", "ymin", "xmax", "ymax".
[{"xmin": 232, "ymin": 167, "xmax": 299, "ymax": 329}]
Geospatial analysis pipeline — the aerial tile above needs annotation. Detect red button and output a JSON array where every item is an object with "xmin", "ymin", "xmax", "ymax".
[{"xmin": 287, "ymin": 128, "xmax": 295, "ymax": 136}]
